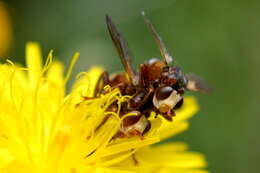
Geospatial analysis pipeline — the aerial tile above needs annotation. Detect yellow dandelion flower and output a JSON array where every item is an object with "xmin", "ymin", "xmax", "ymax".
[
  {"xmin": 0, "ymin": 2, "xmax": 12, "ymax": 57},
  {"xmin": 0, "ymin": 42, "xmax": 208, "ymax": 173}
]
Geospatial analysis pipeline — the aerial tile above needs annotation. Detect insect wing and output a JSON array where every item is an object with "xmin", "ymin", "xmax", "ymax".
[
  {"xmin": 141, "ymin": 11, "xmax": 173, "ymax": 65},
  {"xmin": 106, "ymin": 15, "xmax": 139, "ymax": 86},
  {"xmin": 186, "ymin": 73, "xmax": 212, "ymax": 94}
]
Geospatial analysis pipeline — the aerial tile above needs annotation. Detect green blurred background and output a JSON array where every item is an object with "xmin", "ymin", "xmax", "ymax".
[{"xmin": 1, "ymin": 0, "xmax": 260, "ymax": 172}]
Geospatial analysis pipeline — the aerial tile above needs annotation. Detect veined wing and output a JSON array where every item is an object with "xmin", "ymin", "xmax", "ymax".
[{"xmin": 106, "ymin": 15, "xmax": 139, "ymax": 86}]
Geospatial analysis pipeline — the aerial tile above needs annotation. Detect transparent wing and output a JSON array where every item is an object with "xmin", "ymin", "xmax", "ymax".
[
  {"xmin": 141, "ymin": 11, "xmax": 173, "ymax": 65},
  {"xmin": 106, "ymin": 15, "xmax": 139, "ymax": 86},
  {"xmin": 186, "ymin": 73, "xmax": 212, "ymax": 94}
]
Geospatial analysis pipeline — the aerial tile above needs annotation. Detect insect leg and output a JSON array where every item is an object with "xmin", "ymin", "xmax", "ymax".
[
  {"xmin": 75, "ymin": 72, "xmax": 110, "ymax": 107},
  {"xmin": 131, "ymin": 149, "xmax": 139, "ymax": 166},
  {"xmin": 147, "ymin": 106, "xmax": 175, "ymax": 121},
  {"xmin": 128, "ymin": 88, "xmax": 153, "ymax": 110},
  {"xmin": 94, "ymin": 71, "xmax": 109, "ymax": 96}
]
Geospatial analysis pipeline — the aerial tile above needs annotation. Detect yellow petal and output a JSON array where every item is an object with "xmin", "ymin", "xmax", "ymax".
[
  {"xmin": 0, "ymin": 149, "xmax": 14, "ymax": 168},
  {"xmin": 101, "ymin": 137, "xmax": 159, "ymax": 158},
  {"xmin": 156, "ymin": 167, "xmax": 209, "ymax": 173},
  {"xmin": 150, "ymin": 142, "xmax": 188, "ymax": 152},
  {"xmin": 26, "ymin": 42, "xmax": 43, "ymax": 89},
  {"xmin": 83, "ymin": 66, "xmax": 104, "ymax": 97},
  {"xmin": 71, "ymin": 66, "xmax": 103, "ymax": 99},
  {"xmin": 1, "ymin": 160, "xmax": 33, "ymax": 173},
  {"xmin": 174, "ymin": 96, "xmax": 199, "ymax": 122},
  {"xmin": 112, "ymin": 143, "xmax": 207, "ymax": 173},
  {"xmin": 47, "ymin": 60, "xmax": 64, "ymax": 88},
  {"xmin": 136, "ymin": 144, "xmax": 207, "ymax": 169},
  {"xmin": 157, "ymin": 119, "xmax": 189, "ymax": 140}
]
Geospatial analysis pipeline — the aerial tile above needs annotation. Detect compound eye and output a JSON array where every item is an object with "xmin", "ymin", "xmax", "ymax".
[
  {"xmin": 164, "ymin": 73, "xmax": 177, "ymax": 86},
  {"xmin": 155, "ymin": 86, "xmax": 173, "ymax": 100}
]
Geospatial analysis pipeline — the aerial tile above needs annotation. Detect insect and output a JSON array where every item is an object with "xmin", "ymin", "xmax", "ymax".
[{"xmin": 93, "ymin": 12, "xmax": 210, "ymax": 138}]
